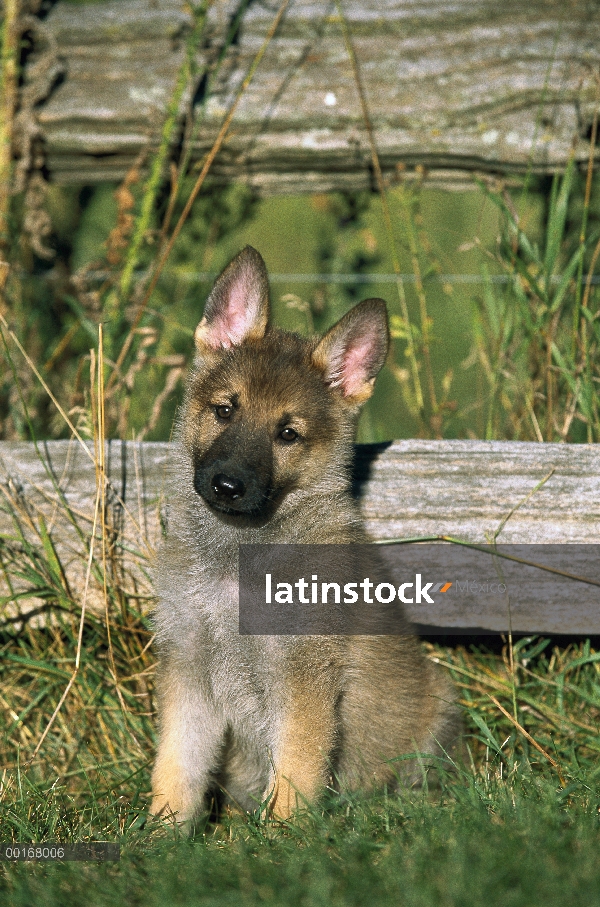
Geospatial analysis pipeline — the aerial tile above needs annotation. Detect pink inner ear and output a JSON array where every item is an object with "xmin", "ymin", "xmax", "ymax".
[
  {"xmin": 211, "ymin": 284, "xmax": 257, "ymax": 348},
  {"xmin": 339, "ymin": 334, "xmax": 374, "ymax": 397}
]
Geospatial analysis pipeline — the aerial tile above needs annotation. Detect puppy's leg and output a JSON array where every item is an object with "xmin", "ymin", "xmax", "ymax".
[
  {"xmin": 151, "ymin": 668, "xmax": 225, "ymax": 828},
  {"xmin": 268, "ymin": 688, "xmax": 337, "ymax": 819}
]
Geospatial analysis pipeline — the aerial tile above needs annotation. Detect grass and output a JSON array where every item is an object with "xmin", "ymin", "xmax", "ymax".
[
  {"xmin": 474, "ymin": 155, "xmax": 600, "ymax": 442},
  {"xmin": 0, "ymin": 703, "xmax": 599, "ymax": 906},
  {"xmin": 1, "ymin": 769, "xmax": 600, "ymax": 906}
]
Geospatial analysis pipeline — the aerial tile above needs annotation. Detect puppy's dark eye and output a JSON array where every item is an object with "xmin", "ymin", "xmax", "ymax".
[
  {"xmin": 215, "ymin": 404, "xmax": 232, "ymax": 420},
  {"xmin": 279, "ymin": 427, "xmax": 298, "ymax": 443}
]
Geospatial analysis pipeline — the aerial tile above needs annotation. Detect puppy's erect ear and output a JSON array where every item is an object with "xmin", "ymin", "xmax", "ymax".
[
  {"xmin": 312, "ymin": 298, "xmax": 389, "ymax": 405},
  {"xmin": 194, "ymin": 246, "xmax": 269, "ymax": 351}
]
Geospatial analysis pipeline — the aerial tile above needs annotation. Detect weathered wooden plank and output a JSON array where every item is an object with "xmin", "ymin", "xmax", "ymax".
[
  {"xmin": 355, "ymin": 441, "xmax": 600, "ymax": 544},
  {"xmin": 0, "ymin": 440, "xmax": 598, "ymax": 633},
  {"xmin": 25, "ymin": 0, "xmax": 600, "ymax": 191},
  {"xmin": 0, "ymin": 440, "xmax": 167, "ymax": 619}
]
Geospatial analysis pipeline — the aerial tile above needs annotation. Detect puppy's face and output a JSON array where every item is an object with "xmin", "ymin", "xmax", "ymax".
[
  {"xmin": 180, "ymin": 247, "xmax": 389, "ymax": 522},
  {"xmin": 182, "ymin": 332, "xmax": 354, "ymax": 519}
]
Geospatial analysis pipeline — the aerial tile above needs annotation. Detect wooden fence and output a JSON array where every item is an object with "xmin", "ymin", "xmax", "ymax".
[{"xmin": 1, "ymin": 439, "xmax": 598, "ymax": 635}]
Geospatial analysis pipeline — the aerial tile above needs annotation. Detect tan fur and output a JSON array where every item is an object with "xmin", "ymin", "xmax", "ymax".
[
  {"xmin": 271, "ymin": 683, "xmax": 338, "ymax": 817},
  {"xmin": 151, "ymin": 246, "xmax": 459, "ymax": 827}
]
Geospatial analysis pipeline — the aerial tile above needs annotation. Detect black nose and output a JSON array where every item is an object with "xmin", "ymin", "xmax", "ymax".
[{"xmin": 211, "ymin": 473, "xmax": 246, "ymax": 500}]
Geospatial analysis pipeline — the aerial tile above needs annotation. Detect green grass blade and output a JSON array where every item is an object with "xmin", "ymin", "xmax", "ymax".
[
  {"xmin": 549, "ymin": 246, "xmax": 584, "ymax": 313},
  {"xmin": 544, "ymin": 155, "xmax": 576, "ymax": 278}
]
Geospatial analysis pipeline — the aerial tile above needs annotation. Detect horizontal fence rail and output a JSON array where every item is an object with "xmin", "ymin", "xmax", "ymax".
[
  {"xmin": 22, "ymin": 0, "xmax": 600, "ymax": 191},
  {"xmin": 0, "ymin": 440, "xmax": 598, "ymax": 635}
]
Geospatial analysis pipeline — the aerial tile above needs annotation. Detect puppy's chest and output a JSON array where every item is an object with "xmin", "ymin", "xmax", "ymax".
[
  {"xmin": 160, "ymin": 566, "xmax": 238, "ymax": 637},
  {"xmin": 165, "ymin": 569, "xmax": 285, "ymax": 707}
]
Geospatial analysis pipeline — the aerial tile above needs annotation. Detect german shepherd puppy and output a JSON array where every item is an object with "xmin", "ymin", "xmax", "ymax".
[{"xmin": 151, "ymin": 246, "xmax": 458, "ymax": 825}]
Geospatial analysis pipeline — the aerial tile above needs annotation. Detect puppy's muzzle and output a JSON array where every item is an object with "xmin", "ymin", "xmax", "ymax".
[
  {"xmin": 194, "ymin": 462, "xmax": 270, "ymax": 515},
  {"xmin": 192, "ymin": 424, "xmax": 277, "ymax": 517}
]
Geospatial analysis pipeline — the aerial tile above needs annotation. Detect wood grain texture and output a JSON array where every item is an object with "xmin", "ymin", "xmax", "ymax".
[
  {"xmin": 26, "ymin": 0, "xmax": 600, "ymax": 190},
  {"xmin": 354, "ymin": 440, "xmax": 600, "ymax": 544},
  {"xmin": 0, "ymin": 439, "xmax": 598, "ymax": 633}
]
